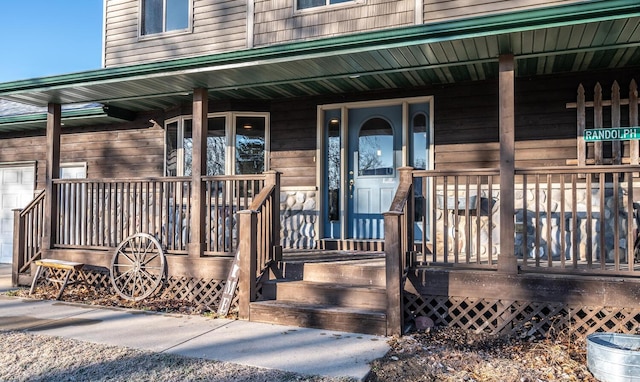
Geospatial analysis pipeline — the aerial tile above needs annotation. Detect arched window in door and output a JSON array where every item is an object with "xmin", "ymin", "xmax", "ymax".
[{"xmin": 358, "ymin": 117, "xmax": 394, "ymax": 176}]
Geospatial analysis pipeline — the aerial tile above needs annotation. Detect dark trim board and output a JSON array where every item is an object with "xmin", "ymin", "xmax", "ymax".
[{"xmin": 407, "ymin": 268, "xmax": 640, "ymax": 308}]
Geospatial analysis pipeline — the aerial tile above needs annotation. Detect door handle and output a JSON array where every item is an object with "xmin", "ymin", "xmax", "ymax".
[{"xmin": 349, "ymin": 179, "xmax": 354, "ymax": 198}]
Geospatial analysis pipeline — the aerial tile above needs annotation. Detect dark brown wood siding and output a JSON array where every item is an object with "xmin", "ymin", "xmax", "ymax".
[
  {"xmin": 61, "ymin": 125, "xmax": 165, "ymax": 179},
  {"xmin": 431, "ymin": 68, "xmax": 639, "ymax": 170},
  {"xmin": 0, "ymin": 113, "xmax": 165, "ymax": 190},
  {"xmin": 269, "ymin": 99, "xmax": 318, "ymax": 188},
  {"xmin": 0, "ymin": 135, "xmax": 46, "ymax": 190}
]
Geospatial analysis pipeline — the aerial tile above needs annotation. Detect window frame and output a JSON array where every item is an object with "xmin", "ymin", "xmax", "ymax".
[
  {"xmin": 139, "ymin": 0, "xmax": 193, "ymax": 38},
  {"xmin": 294, "ymin": 0, "xmax": 363, "ymax": 13},
  {"xmin": 164, "ymin": 112, "xmax": 270, "ymax": 177}
]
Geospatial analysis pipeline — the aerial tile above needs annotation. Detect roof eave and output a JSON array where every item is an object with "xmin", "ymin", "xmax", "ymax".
[{"xmin": 0, "ymin": 0, "xmax": 637, "ymax": 97}]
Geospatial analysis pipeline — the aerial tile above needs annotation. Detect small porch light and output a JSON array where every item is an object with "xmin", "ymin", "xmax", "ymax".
[
  {"xmin": 329, "ymin": 118, "xmax": 340, "ymax": 125},
  {"xmin": 243, "ymin": 123, "xmax": 252, "ymax": 129}
]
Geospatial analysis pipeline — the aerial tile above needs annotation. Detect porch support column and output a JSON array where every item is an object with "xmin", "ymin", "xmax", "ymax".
[
  {"xmin": 188, "ymin": 88, "xmax": 208, "ymax": 258},
  {"xmin": 498, "ymin": 54, "xmax": 518, "ymax": 274},
  {"xmin": 43, "ymin": 103, "xmax": 61, "ymax": 250}
]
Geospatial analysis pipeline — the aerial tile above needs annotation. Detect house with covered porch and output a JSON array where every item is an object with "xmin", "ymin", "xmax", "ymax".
[{"xmin": 0, "ymin": 0, "xmax": 639, "ymax": 336}]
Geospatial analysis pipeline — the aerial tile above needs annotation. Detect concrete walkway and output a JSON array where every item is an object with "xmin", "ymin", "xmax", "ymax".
[{"xmin": 0, "ymin": 264, "xmax": 389, "ymax": 380}]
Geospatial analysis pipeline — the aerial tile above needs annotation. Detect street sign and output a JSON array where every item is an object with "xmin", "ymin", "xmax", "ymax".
[{"xmin": 584, "ymin": 127, "xmax": 640, "ymax": 142}]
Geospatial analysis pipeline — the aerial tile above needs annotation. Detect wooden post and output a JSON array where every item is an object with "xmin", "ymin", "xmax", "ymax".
[
  {"xmin": 594, "ymin": 83, "xmax": 603, "ymax": 165},
  {"xmin": 498, "ymin": 54, "xmax": 517, "ymax": 274},
  {"xmin": 630, "ymin": 80, "xmax": 639, "ymax": 165},
  {"xmin": 43, "ymin": 103, "xmax": 61, "ymax": 250},
  {"xmin": 12, "ymin": 209, "xmax": 24, "ymax": 286},
  {"xmin": 264, "ymin": 171, "xmax": 282, "ymax": 260},
  {"xmin": 384, "ymin": 211, "xmax": 403, "ymax": 336},
  {"xmin": 188, "ymin": 88, "xmax": 208, "ymax": 258},
  {"xmin": 577, "ymin": 84, "xmax": 586, "ymax": 167},
  {"xmin": 238, "ymin": 209, "xmax": 257, "ymax": 320}
]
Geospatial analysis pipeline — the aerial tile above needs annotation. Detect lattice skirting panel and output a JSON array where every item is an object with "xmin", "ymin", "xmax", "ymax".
[
  {"xmin": 34, "ymin": 267, "xmax": 239, "ymax": 313},
  {"xmin": 405, "ymin": 293, "xmax": 640, "ymax": 337}
]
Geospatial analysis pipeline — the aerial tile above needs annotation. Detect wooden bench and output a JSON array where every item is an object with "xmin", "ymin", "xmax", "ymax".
[{"xmin": 29, "ymin": 259, "xmax": 88, "ymax": 300}]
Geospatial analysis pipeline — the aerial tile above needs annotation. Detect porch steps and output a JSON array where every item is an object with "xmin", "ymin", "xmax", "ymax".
[
  {"xmin": 249, "ymin": 257, "xmax": 388, "ymax": 335},
  {"xmin": 302, "ymin": 260, "xmax": 386, "ymax": 287}
]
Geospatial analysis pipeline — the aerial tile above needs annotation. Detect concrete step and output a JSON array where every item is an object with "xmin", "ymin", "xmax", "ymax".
[
  {"xmin": 249, "ymin": 300, "xmax": 387, "ymax": 336},
  {"xmin": 265, "ymin": 280, "xmax": 386, "ymax": 310}
]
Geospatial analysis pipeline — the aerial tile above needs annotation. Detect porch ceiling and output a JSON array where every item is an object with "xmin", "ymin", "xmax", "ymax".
[{"xmin": 0, "ymin": 0, "xmax": 638, "ymax": 116}]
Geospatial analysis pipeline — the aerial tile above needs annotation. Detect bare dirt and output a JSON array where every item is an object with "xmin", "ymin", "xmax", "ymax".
[{"xmin": 8, "ymin": 285, "xmax": 598, "ymax": 381}]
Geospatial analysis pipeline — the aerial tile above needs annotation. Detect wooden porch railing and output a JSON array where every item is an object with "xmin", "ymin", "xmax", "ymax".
[
  {"xmin": 203, "ymin": 175, "xmax": 266, "ymax": 255},
  {"xmin": 414, "ymin": 168, "xmax": 501, "ymax": 268},
  {"xmin": 12, "ymin": 190, "xmax": 46, "ymax": 284},
  {"xmin": 49, "ymin": 175, "xmax": 268, "ymax": 256},
  {"xmin": 53, "ymin": 177, "xmax": 192, "ymax": 253},
  {"xmin": 516, "ymin": 165, "xmax": 640, "ymax": 275},
  {"xmin": 383, "ymin": 167, "xmax": 415, "ymax": 336},
  {"xmin": 405, "ymin": 165, "xmax": 640, "ymax": 276},
  {"xmin": 238, "ymin": 171, "xmax": 282, "ymax": 319}
]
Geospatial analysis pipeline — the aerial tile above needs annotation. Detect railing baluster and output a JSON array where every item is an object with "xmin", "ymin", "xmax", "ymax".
[
  {"xmin": 586, "ymin": 174, "xmax": 593, "ymax": 268},
  {"xmin": 613, "ymin": 172, "xmax": 620, "ymax": 271},
  {"xmin": 599, "ymin": 173, "xmax": 606, "ymax": 270},
  {"xmin": 560, "ymin": 175, "xmax": 566, "ymax": 269},
  {"xmin": 571, "ymin": 174, "xmax": 578, "ymax": 269},
  {"xmin": 627, "ymin": 171, "xmax": 634, "ymax": 272}
]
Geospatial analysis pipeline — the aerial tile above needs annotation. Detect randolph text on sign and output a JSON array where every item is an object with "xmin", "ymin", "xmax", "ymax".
[{"xmin": 584, "ymin": 127, "xmax": 640, "ymax": 142}]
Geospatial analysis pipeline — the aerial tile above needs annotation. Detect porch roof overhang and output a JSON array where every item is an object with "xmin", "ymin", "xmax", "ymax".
[
  {"xmin": 0, "ymin": 105, "xmax": 125, "ymax": 133},
  {"xmin": 0, "ymin": 0, "xmax": 638, "ymax": 123}
]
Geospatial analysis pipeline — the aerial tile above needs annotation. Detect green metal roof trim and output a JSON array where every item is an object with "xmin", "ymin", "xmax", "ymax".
[
  {"xmin": 0, "ymin": 107, "xmax": 108, "ymax": 132},
  {"xmin": 0, "ymin": 0, "xmax": 637, "ymax": 95}
]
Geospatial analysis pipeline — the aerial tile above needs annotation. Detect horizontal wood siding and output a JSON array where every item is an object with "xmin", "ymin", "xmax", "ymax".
[
  {"xmin": 269, "ymin": 99, "xmax": 318, "ymax": 188},
  {"xmin": 61, "ymin": 125, "xmax": 165, "ymax": 179},
  {"xmin": 0, "ymin": 114, "xmax": 165, "ymax": 191},
  {"xmin": 432, "ymin": 69, "xmax": 639, "ymax": 170},
  {"xmin": 104, "ymin": 0, "xmax": 247, "ymax": 67},
  {"xmin": 0, "ymin": 136, "xmax": 46, "ymax": 191},
  {"xmin": 423, "ymin": 0, "xmax": 586, "ymax": 23},
  {"xmin": 254, "ymin": 0, "xmax": 414, "ymax": 47}
]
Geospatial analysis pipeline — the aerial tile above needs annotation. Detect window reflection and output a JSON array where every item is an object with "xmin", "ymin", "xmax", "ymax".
[
  {"xmin": 327, "ymin": 114, "xmax": 341, "ymax": 221},
  {"xmin": 165, "ymin": 121, "xmax": 179, "ymax": 176},
  {"xmin": 358, "ymin": 117, "xmax": 393, "ymax": 176},
  {"xmin": 235, "ymin": 116, "xmax": 265, "ymax": 175},
  {"xmin": 183, "ymin": 119, "xmax": 193, "ymax": 176},
  {"xmin": 207, "ymin": 117, "xmax": 226, "ymax": 175},
  {"xmin": 412, "ymin": 113, "xmax": 427, "ymax": 170}
]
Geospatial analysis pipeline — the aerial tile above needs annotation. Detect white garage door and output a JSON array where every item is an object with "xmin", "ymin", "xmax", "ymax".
[{"xmin": 0, "ymin": 165, "xmax": 35, "ymax": 264}]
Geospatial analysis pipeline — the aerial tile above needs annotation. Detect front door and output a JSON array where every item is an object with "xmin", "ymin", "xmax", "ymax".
[
  {"xmin": 321, "ymin": 97, "xmax": 432, "ymax": 242},
  {"xmin": 347, "ymin": 105, "xmax": 402, "ymax": 239}
]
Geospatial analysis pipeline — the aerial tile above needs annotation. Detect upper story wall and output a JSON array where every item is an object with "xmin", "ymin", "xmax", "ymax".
[
  {"xmin": 423, "ymin": 0, "xmax": 587, "ymax": 23},
  {"xmin": 104, "ymin": 0, "xmax": 248, "ymax": 67},
  {"xmin": 103, "ymin": 0, "xmax": 589, "ymax": 67},
  {"xmin": 253, "ymin": 0, "xmax": 414, "ymax": 46}
]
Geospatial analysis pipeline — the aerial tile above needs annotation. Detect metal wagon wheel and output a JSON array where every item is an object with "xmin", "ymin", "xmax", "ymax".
[{"xmin": 110, "ymin": 233, "xmax": 166, "ymax": 302}]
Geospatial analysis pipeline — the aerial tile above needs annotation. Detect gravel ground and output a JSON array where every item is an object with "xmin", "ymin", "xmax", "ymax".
[{"xmin": 0, "ymin": 330, "xmax": 352, "ymax": 382}]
